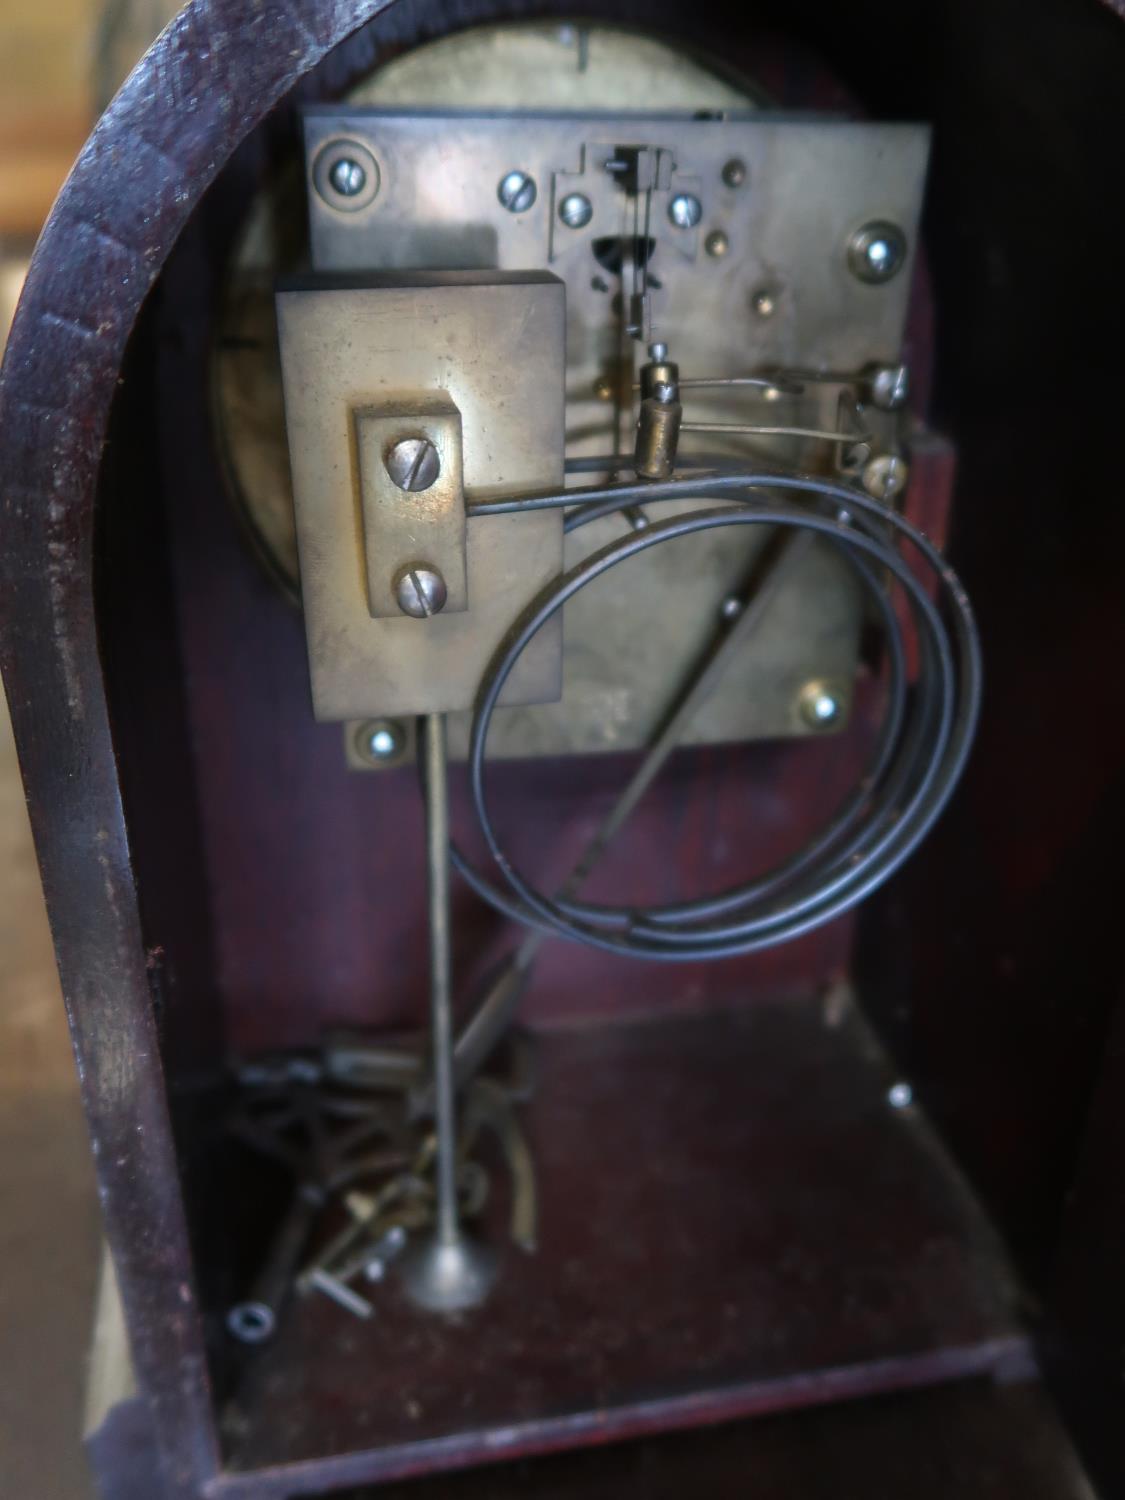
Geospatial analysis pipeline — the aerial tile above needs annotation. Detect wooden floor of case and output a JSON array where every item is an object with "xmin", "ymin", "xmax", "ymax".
[
  {"xmin": 222, "ymin": 994, "xmax": 1031, "ymax": 1492},
  {"xmin": 342, "ymin": 1379, "xmax": 1096, "ymax": 1499}
]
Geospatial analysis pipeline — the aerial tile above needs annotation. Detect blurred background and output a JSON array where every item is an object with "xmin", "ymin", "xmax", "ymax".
[{"xmin": 0, "ymin": 4, "xmax": 177, "ymax": 1495}]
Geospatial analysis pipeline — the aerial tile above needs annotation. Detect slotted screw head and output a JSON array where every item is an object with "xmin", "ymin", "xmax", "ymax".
[
  {"xmin": 668, "ymin": 193, "xmax": 703, "ymax": 229},
  {"xmin": 384, "ymin": 437, "xmax": 440, "ymax": 492},
  {"xmin": 559, "ymin": 192, "xmax": 593, "ymax": 229},
  {"xmin": 498, "ymin": 170, "xmax": 537, "ymax": 213},
  {"xmin": 395, "ymin": 565, "xmax": 447, "ymax": 619},
  {"xmin": 863, "ymin": 453, "xmax": 909, "ymax": 502},
  {"xmin": 329, "ymin": 157, "xmax": 367, "ymax": 197},
  {"xmin": 312, "ymin": 139, "xmax": 380, "ymax": 211},
  {"xmin": 869, "ymin": 364, "xmax": 910, "ymax": 411}
]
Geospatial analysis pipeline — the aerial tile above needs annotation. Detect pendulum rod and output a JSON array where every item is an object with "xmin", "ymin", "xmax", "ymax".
[
  {"xmin": 399, "ymin": 712, "xmax": 498, "ymax": 1311},
  {"xmin": 422, "ymin": 711, "xmax": 459, "ymax": 1248}
]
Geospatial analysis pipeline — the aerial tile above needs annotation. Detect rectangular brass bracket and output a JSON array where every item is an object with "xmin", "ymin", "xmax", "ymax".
[
  {"xmin": 276, "ymin": 270, "xmax": 565, "ymax": 722},
  {"xmin": 354, "ymin": 398, "xmax": 467, "ymax": 619}
]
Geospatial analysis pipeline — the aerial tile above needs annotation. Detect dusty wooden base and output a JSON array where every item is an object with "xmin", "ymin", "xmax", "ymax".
[{"xmin": 216, "ymin": 995, "xmax": 1030, "ymax": 1495}]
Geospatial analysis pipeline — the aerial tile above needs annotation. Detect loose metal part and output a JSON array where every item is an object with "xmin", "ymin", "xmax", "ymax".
[
  {"xmin": 705, "ymin": 229, "xmax": 730, "ymax": 259},
  {"xmin": 888, "ymin": 1081, "xmax": 914, "ymax": 1109},
  {"xmin": 322, "ymin": 1198, "xmax": 430, "ymax": 1288},
  {"xmin": 399, "ymin": 715, "xmax": 498, "ymax": 1312},
  {"xmin": 497, "ymin": 169, "xmax": 537, "ymax": 212},
  {"xmin": 798, "ymin": 680, "xmax": 843, "ymax": 730},
  {"xmin": 226, "ymin": 1187, "xmax": 322, "ymax": 1344},
  {"xmin": 668, "ymin": 192, "xmax": 702, "ymax": 229},
  {"xmin": 362, "ymin": 1225, "xmax": 409, "ymax": 1283},
  {"xmin": 385, "ymin": 436, "xmax": 441, "ymax": 492},
  {"xmin": 558, "ymin": 192, "xmax": 593, "ymax": 228},
  {"xmin": 461, "ymin": 1079, "xmax": 539, "ymax": 1253},
  {"xmin": 848, "ymin": 220, "xmax": 908, "ymax": 284},
  {"xmin": 298, "ymin": 1175, "xmax": 407, "ymax": 1293},
  {"xmin": 307, "ymin": 1269, "xmax": 374, "ymax": 1320},
  {"xmin": 395, "ymin": 566, "xmax": 448, "ymax": 619},
  {"xmin": 323, "ymin": 1035, "xmax": 422, "ymax": 1091}
]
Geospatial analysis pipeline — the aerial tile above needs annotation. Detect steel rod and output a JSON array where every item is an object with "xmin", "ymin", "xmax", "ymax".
[
  {"xmin": 634, "ymin": 375, "xmax": 805, "ymax": 394},
  {"xmin": 433, "ymin": 530, "xmax": 812, "ymax": 1092},
  {"xmin": 514, "ymin": 529, "xmax": 811, "ymax": 970},
  {"xmin": 400, "ymin": 713, "xmax": 498, "ymax": 1310},
  {"xmin": 227, "ymin": 1186, "xmax": 321, "ymax": 1343},
  {"xmin": 681, "ymin": 422, "xmax": 866, "ymax": 443},
  {"xmin": 421, "ymin": 711, "xmax": 458, "ymax": 1247}
]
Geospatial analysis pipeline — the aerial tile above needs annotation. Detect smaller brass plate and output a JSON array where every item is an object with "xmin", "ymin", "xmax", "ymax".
[
  {"xmin": 354, "ymin": 399, "xmax": 467, "ymax": 618},
  {"xmin": 276, "ymin": 271, "xmax": 566, "ymax": 722}
]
